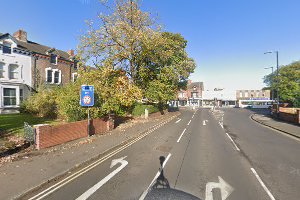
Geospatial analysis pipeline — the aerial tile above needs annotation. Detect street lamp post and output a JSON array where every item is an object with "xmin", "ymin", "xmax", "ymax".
[
  {"xmin": 264, "ymin": 51, "xmax": 280, "ymax": 112},
  {"xmin": 264, "ymin": 66, "xmax": 274, "ymax": 100}
]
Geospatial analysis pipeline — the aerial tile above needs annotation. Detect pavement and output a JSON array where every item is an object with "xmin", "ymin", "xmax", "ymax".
[
  {"xmin": 251, "ymin": 112, "xmax": 300, "ymax": 138},
  {"xmin": 0, "ymin": 111, "xmax": 180, "ymax": 200}
]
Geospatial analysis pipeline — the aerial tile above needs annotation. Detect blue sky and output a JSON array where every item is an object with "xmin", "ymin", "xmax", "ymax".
[{"xmin": 1, "ymin": 0, "xmax": 300, "ymax": 91}]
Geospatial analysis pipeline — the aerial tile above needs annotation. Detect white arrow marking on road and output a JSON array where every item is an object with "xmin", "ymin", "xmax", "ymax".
[
  {"xmin": 205, "ymin": 176, "xmax": 234, "ymax": 200},
  {"xmin": 203, "ymin": 120, "xmax": 208, "ymax": 125},
  {"xmin": 76, "ymin": 156, "xmax": 128, "ymax": 200},
  {"xmin": 175, "ymin": 119, "xmax": 181, "ymax": 123}
]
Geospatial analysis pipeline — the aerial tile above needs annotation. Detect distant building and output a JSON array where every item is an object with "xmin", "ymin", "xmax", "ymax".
[
  {"xmin": 0, "ymin": 29, "xmax": 77, "ymax": 114},
  {"xmin": 202, "ymin": 88, "xmax": 236, "ymax": 107},
  {"xmin": 236, "ymin": 89, "xmax": 271, "ymax": 100},
  {"xmin": 236, "ymin": 89, "xmax": 272, "ymax": 108},
  {"xmin": 177, "ymin": 80, "xmax": 204, "ymax": 107}
]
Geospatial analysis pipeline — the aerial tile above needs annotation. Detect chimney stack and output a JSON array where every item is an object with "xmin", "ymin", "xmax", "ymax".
[
  {"xmin": 13, "ymin": 29, "xmax": 27, "ymax": 42},
  {"xmin": 67, "ymin": 49, "xmax": 75, "ymax": 57}
]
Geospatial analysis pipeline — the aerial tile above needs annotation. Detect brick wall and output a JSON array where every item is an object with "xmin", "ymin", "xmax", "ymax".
[
  {"xmin": 274, "ymin": 108, "xmax": 300, "ymax": 125},
  {"xmin": 35, "ymin": 118, "xmax": 113, "ymax": 149}
]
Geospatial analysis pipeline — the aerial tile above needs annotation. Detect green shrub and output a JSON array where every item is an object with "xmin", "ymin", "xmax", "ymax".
[
  {"xmin": 21, "ymin": 87, "xmax": 58, "ymax": 118},
  {"xmin": 132, "ymin": 103, "xmax": 159, "ymax": 116}
]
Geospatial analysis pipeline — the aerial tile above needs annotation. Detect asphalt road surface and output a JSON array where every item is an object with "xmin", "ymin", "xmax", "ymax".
[{"xmin": 23, "ymin": 108, "xmax": 300, "ymax": 200}]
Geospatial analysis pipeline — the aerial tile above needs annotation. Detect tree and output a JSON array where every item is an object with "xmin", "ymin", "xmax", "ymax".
[
  {"xmin": 264, "ymin": 61, "xmax": 300, "ymax": 107},
  {"xmin": 77, "ymin": 0, "xmax": 196, "ymax": 109},
  {"xmin": 77, "ymin": 0, "xmax": 164, "ymax": 82},
  {"xmin": 140, "ymin": 32, "xmax": 196, "ymax": 104}
]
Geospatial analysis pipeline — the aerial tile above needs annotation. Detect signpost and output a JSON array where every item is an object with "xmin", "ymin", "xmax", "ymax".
[{"xmin": 80, "ymin": 85, "xmax": 94, "ymax": 136}]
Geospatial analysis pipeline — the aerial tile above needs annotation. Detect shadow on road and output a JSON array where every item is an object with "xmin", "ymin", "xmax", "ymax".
[{"xmin": 145, "ymin": 156, "xmax": 201, "ymax": 200}]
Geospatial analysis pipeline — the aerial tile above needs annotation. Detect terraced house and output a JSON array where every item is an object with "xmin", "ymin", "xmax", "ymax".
[{"xmin": 0, "ymin": 29, "xmax": 77, "ymax": 114}]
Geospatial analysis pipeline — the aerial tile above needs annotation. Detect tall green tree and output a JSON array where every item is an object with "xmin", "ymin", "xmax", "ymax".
[
  {"xmin": 77, "ymin": 0, "xmax": 165, "ymax": 82},
  {"xmin": 77, "ymin": 0, "xmax": 196, "ymax": 107},
  {"xmin": 264, "ymin": 61, "xmax": 300, "ymax": 107}
]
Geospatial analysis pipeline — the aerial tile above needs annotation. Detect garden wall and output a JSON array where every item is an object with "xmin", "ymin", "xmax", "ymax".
[
  {"xmin": 273, "ymin": 107, "xmax": 300, "ymax": 125},
  {"xmin": 35, "ymin": 118, "xmax": 114, "ymax": 149}
]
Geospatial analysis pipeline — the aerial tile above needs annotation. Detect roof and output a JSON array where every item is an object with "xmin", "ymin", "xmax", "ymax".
[
  {"xmin": 0, "ymin": 32, "xmax": 72, "ymax": 61},
  {"xmin": 188, "ymin": 82, "xmax": 204, "ymax": 90},
  {"xmin": 17, "ymin": 40, "xmax": 71, "ymax": 61}
]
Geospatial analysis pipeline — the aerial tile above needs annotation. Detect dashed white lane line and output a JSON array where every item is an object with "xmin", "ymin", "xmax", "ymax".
[
  {"xmin": 175, "ymin": 119, "xmax": 181, "ymax": 123},
  {"xmin": 219, "ymin": 122, "xmax": 224, "ymax": 129},
  {"xmin": 139, "ymin": 153, "xmax": 172, "ymax": 200},
  {"xmin": 225, "ymin": 133, "xmax": 240, "ymax": 151},
  {"xmin": 177, "ymin": 128, "xmax": 187, "ymax": 143},
  {"xmin": 251, "ymin": 168, "xmax": 276, "ymax": 200},
  {"xmin": 187, "ymin": 120, "xmax": 191, "ymax": 126}
]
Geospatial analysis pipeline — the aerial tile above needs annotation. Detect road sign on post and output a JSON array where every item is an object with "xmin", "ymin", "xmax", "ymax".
[
  {"xmin": 80, "ymin": 85, "xmax": 94, "ymax": 107},
  {"xmin": 80, "ymin": 85, "xmax": 94, "ymax": 136}
]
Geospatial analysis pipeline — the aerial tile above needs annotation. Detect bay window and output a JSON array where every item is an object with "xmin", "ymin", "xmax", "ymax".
[{"xmin": 3, "ymin": 88, "xmax": 16, "ymax": 106}]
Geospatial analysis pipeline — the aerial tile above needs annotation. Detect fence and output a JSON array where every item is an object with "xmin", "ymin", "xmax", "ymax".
[{"xmin": 24, "ymin": 122, "xmax": 35, "ymax": 144}]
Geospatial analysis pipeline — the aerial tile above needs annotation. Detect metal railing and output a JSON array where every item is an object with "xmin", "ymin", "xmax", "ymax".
[{"xmin": 24, "ymin": 122, "xmax": 35, "ymax": 144}]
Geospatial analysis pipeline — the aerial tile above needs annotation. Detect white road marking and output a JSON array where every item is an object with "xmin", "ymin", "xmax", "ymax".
[
  {"xmin": 175, "ymin": 119, "xmax": 181, "ymax": 123},
  {"xmin": 225, "ymin": 133, "xmax": 240, "ymax": 151},
  {"xmin": 192, "ymin": 114, "xmax": 195, "ymax": 118},
  {"xmin": 76, "ymin": 157, "xmax": 128, "ymax": 200},
  {"xmin": 28, "ymin": 115, "xmax": 178, "ymax": 200},
  {"xmin": 251, "ymin": 168, "xmax": 276, "ymax": 200},
  {"xmin": 139, "ymin": 153, "xmax": 172, "ymax": 200},
  {"xmin": 219, "ymin": 121, "xmax": 224, "ymax": 129},
  {"xmin": 203, "ymin": 120, "xmax": 206, "ymax": 126},
  {"xmin": 205, "ymin": 176, "xmax": 234, "ymax": 200},
  {"xmin": 187, "ymin": 120, "xmax": 192, "ymax": 126},
  {"xmin": 177, "ymin": 128, "xmax": 187, "ymax": 143}
]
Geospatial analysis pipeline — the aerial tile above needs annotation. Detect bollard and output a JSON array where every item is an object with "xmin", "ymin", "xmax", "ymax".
[{"xmin": 145, "ymin": 108, "xmax": 149, "ymax": 119}]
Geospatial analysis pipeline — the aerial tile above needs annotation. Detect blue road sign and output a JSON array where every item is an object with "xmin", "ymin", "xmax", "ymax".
[{"xmin": 80, "ymin": 85, "xmax": 94, "ymax": 107}]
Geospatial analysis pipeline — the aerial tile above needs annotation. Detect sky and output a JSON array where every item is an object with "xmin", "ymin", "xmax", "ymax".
[{"xmin": 1, "ymin": 0, "xmax": 300, "ymax": 91}]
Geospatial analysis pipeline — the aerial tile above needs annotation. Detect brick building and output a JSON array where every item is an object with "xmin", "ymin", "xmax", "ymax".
[
  {"xmin": 177, "ymin": 80, "xmax": 204, "ymax": 107},
  {"xmin": 13, "ymin": 30, "xmax": 77, "ymax": 90}
]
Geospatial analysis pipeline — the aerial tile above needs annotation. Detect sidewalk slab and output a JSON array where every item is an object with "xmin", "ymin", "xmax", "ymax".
[
  {"xmin": 0, "ymin": 111, "xmax": 180, "ymax": 200},
  {"xmin": 251, "ymin": 114, "xmax": 300, "ymax": 138}
]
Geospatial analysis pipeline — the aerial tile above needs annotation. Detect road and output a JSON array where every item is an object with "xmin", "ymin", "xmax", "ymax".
[{"xmin": 22, "ymin": 108, "xmax": 300, "ymax": 200}]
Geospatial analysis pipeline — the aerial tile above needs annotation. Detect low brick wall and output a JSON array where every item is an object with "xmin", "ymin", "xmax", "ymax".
[
  {"xmin": 273, "ymin": 108, "xmax": 300, "ymax": 125},
  {"xmin": 35, "ymin": 118, "xmax": 114, "ymax": 149}
]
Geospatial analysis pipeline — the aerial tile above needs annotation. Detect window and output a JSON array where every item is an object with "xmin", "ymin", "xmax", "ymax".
[
  {"xmin": 54, "ymin": 71, "xmax": 60, "ymax": 83},
  {"xmin": 9, "ymin": 64, "xmax": 18, "ymax": 79},
  {"xmin": 191, "ymin": 92, "xmax": 198, "ymax": 98},
  {"xmin": 47, "ymin": 69, "xmax": 52, "ymax": 83},
  {"xmin": 3, "ymin": 41, "xmax": 11, "ymax": 54},
  {"xmin": 3, "ymin": 88, "xmax": 16, "ymax": 106},
  {"xmin": 72, "ymin": 72, "xmax": 78, "ymax": 82},
  {"xmin": 245, "ymin": 92, "xmax": 248, "ymax": 97},
  {"xmin": 46, "ymin": 68, "xmax": 61, "ymax": 84},
  {"xmin": 50, "ymin": 54, "xmax": 57, "ymax": 64},
  {"xmin": 0, "ymin": 62, "xmax": 4, "ymax": 78},
  {"xmin": 19, "ymin": 89, "xmax": 23, "ymax": 102}
]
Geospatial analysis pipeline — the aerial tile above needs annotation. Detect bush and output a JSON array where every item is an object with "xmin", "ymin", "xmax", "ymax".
[
  {"xmin": 21, "ymin": 87, "xmax": 58, "ymax": 118},
  {"xmin": 132, "ymin": 103, "xmax": 159, "ymax": 116}
]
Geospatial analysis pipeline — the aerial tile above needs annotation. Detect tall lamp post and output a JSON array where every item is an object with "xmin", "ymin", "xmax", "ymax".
[
  {"xmin": 264, "ymin": 51, "xmax": 279, "ymax": 112},
  {"xmin": 264, "ymin": 66, "xmax": 274, "ymax": 100}
]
